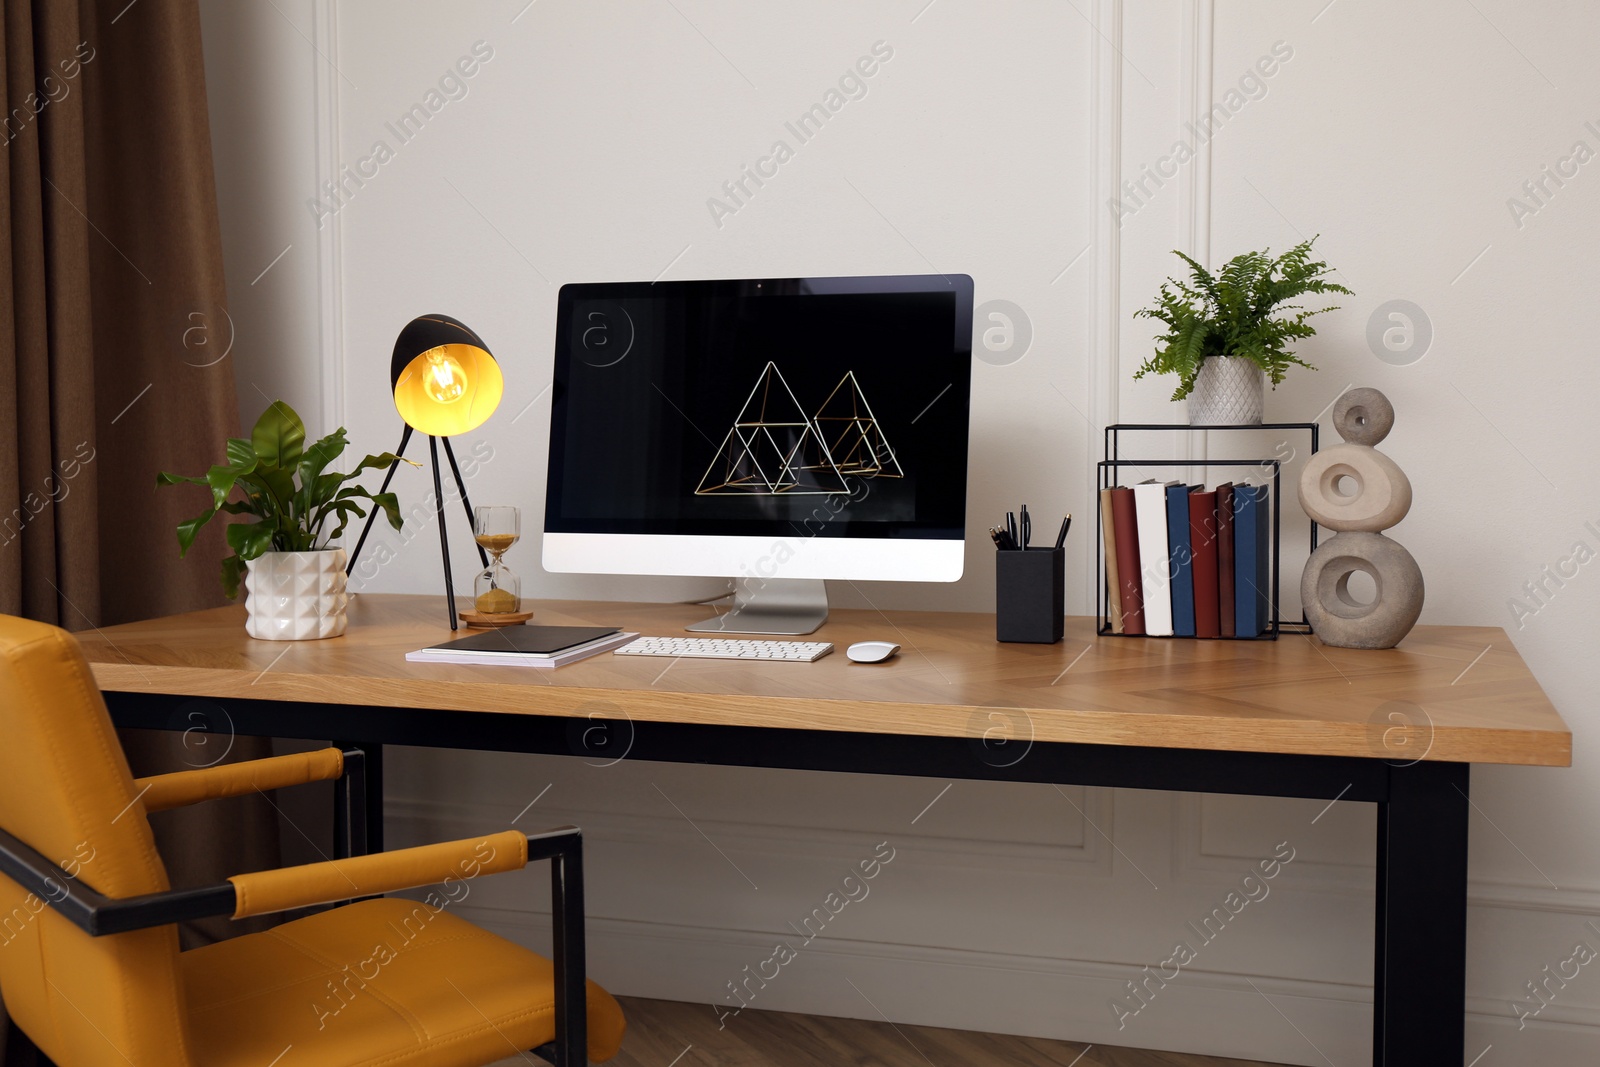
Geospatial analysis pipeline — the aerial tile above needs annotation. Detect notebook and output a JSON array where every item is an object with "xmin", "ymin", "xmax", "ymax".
[{"xmin": 406, "ymin": 625, "xmax": 634, "ymax": 668}]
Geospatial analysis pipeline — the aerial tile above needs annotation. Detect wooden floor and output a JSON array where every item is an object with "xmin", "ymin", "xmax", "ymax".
[{"xmin": 497, "ymin": 997, "xmax": 1283, "ymax": 1067}]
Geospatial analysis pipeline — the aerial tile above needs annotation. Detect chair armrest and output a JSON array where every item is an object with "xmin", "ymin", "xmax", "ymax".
[
  {"xmin": 0, "ymin": 824, "xmax": 577, "ymax": 937},
  {"xmin": 135, "ymin": 747, "xmax": 346, "ymax": 812},
  {"xmin": 227, "ymin": 828, "xmax": 528, "ymax": 919}
]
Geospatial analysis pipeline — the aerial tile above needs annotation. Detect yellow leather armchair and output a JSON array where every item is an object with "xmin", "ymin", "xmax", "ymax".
[{"xmin": 0, "ymin": 614, "xmax": 626, "ymax": 1067}]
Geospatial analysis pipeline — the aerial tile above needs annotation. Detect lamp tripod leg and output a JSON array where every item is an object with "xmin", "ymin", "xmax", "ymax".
[
  {"xmin": 441, "ymin": 436, "xmax": 490, "ymax": 569},
  {"xmin": 429, "ymin": 436, "xmax": 458, "ymax": 630},
  {"xmin": 346, "ymin": 425, "xmax": 414, "ymax": 578}
]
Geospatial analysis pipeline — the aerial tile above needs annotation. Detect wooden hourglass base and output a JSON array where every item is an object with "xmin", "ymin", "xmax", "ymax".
[{"xmin": 457, "ymin": 609, "xmax": 534, "ymax": 628}]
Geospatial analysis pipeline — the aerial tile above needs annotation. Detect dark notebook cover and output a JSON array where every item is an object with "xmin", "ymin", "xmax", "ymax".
[
  {"xmin": 1233, "ymin": 484, "xmax": 1271, "ymax": 637},
  {"xmin": 424, "ymin": 625, "xmax": 621, "ymax": 657},
  {"xmin": 1216, "ymin": 483, "xmax": 1235, "ymax": 637},
  {"xmin": 1188, "ymin": 488, "xmax": 1220, "ymax": 639},
  {"xmin": 1109, "ymin": 488, "xmax": 1145, "ymax": 635},
  {"xmin": 1166, "ymin": 483, "xmax": 1196, "ymax": 638}
]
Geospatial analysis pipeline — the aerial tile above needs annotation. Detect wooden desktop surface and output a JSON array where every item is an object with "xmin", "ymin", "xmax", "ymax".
[{"xmin": 78, "ymin": 594, "xmax": 1570, "ymax": 767}]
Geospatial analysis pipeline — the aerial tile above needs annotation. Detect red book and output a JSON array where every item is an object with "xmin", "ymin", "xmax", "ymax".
[
  {"xmin": 1215, "ymin": 483, "xmax": 1235, "ymax": 638},
  {"xmin": 1188, "ymin": 488, "xmax": 1220, "ymax": 638},
  {"xmin": 1109, "ymin": 488, "xmax": 1144, "ymax": 635}
]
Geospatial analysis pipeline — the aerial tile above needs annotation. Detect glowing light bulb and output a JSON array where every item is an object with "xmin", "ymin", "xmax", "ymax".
[{"xmin": 423, "ymin": 350, "xmax": 468, "ymax": 404}]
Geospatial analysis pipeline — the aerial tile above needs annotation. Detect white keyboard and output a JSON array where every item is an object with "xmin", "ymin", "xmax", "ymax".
[{"xmin": 615, "ymin": 636, "xmax": 834, "ymax": 662}]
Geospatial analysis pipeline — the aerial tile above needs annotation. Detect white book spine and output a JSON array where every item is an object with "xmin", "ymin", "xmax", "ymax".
[{"xmin": 1133, "ymin": 482, "xmax": 1174, "ymax": 636}]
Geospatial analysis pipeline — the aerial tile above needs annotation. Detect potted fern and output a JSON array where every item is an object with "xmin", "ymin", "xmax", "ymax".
[
  {"xmin": 1134, "ymin": 238, "xmax": 1351, "ymax": 425},
  {"xmin": 157, "ymin": 401, "xmax": 407, "ymax": 640}
]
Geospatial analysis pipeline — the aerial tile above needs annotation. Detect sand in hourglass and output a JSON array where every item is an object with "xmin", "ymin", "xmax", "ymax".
[
  {"xmin": 475, "ymin": 534, "xmax": 517, "ymax": 555},
  {"xmin": 475, "ymin": 588, "xmax": 518, "ymax": 613},
  {"xmin": 474, "ymin": 534, "xmax": 520, "ymax": 613}
]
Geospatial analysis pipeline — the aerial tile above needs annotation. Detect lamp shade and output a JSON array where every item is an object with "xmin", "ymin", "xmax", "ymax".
[{"xmin": 389, "ymin": 314, "xmax": 504, "ymax": 436}]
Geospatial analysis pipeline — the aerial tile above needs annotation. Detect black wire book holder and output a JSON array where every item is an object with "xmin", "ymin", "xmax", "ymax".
[{"xmin": 1096, "ymin": 423, "xmax": 1321, "ymax": 640}]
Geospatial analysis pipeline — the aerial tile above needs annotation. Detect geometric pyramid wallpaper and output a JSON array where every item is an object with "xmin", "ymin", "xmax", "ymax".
[
  {"xmin": 807, "ymin": 371, "xmax": 903, "ymax": 480},
  {"xmin": 695, "ymin": 362, "xmax": 853, "ymax": 495}
]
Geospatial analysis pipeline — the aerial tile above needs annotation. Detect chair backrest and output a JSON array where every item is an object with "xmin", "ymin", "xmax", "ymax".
[{"xmin": 0, "ymin": 614, "xmax": 196, "ymax": 1067}]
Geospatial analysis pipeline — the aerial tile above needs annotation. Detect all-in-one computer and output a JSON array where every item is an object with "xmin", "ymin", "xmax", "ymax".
[{"xmin": 543, "ymin": 274, "xmax": 974, "ymax": 634}]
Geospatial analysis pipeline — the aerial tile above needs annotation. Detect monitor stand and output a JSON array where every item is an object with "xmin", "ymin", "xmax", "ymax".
[{"xmin": 686, "ymin": 578, "xmax": 828, "ymax": 635}]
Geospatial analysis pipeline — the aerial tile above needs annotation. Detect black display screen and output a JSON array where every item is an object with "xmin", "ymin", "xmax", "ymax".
[{"xmin": 545, "ymin": 275, "xmax": 972, "ymax": 540}]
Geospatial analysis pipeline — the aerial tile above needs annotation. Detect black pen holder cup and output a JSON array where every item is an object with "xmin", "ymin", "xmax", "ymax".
[{"xmin": 996, "ymin": 547, "xmax": 1065, "ymax": 644}]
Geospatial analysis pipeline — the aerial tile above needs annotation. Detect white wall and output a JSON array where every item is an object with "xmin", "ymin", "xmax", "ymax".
[{"xmin": 198, "ymin": 2, "xmax": 1600, "ymax": 1064}]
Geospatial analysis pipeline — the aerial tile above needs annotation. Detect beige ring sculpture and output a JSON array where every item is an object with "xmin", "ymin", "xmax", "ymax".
[
  {"xmin": 1301, "ymin": 532, "xmax": 1424, "ymax": 650},
  {"xmin": 1298, "ymin": 443, "xmax": 1412, "ymax": 532},
  {"xmin": 1332, "ymin": 387, "xmax": 1394, "ymax": 448}
]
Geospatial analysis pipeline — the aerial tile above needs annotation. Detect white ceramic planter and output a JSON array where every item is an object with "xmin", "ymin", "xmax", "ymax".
[
  {"xmin": 244, "ymin": 549, "xmax": 349, "ymax": 641},
  {"xmin": 1188, "ymin": 356, "xmax": 1265, "ymax": 426}
]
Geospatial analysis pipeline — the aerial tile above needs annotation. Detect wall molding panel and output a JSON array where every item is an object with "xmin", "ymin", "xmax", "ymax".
[
  {"xmin": 385, "ymin": 793, "xmax": 1114, "ymax": 877},
  {"xmin": 1172, "ymin": 794, "xmax": 1373, "ymax": 897},
  {"xmin": 1089, "ymin": 0, "xmax": 1125, "ymax": 459},
  {"xmin": 311, "ymin": 0, "xmax": 345, "ymax": 432},
  {"xmin": 1177, "ymin": 0, "xmax": 1215, "ymax": 269}
]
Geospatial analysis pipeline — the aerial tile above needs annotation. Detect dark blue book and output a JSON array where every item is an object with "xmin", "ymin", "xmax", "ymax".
[
  {"xmin": 1233, "ymin": 483, "xmax": 1271, "ymax": 636},
  {"xmin": 1165, "ymin": 483, "xmax": 1196, "ymax": 637}
]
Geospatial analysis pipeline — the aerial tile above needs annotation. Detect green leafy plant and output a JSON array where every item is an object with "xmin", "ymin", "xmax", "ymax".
[
  {"xmin": 157, "ymin": 401, "xmax": 410, "ymax": 598},
  {"xmin": 1133, "ymin": 237, "xmax": 1352, "ymax": 400}
]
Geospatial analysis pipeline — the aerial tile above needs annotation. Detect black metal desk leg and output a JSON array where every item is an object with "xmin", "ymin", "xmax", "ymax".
[
  {"xmin": 365, "ymin": 742, "xmax": 384, "ymax": 853},
  {"xmin": 1373, "ymin": 761, "xmax": 1469, "ymax": 1066},
  {"xmin": 333, "ymin": 741, "xmax": 385, "ymax": 858}
]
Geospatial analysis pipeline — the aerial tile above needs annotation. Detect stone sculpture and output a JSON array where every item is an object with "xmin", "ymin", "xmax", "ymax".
[{"xmin": 1297, "ymin": 388, "xmax": 1424, "ymax": 649}]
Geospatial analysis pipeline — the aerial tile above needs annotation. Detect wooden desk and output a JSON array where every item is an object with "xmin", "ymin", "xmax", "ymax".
[{"xmin": 81, "ymin": 594, "xmax": 1570, "ymax": 1067}]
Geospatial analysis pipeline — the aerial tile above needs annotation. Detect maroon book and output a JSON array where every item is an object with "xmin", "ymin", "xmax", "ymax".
[
  {"xmin": 1188, "ymin": 488, "xmax": 1221, "ymax": 638},
  {"xmin": 1215, "ymin": 483, "xmax": 1235, "ymax": 638},
  {"xmin": 1109, "ymin": 488, "xmax": 1144, "ymax": 635}
]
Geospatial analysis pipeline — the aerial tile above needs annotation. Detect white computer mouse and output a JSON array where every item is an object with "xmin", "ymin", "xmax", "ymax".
[{"xmin": 846, "ymin": 640, "xmax": 901, "ymax": 664}]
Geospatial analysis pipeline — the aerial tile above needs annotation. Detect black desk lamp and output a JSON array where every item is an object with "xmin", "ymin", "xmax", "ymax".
[{"xmin": 347, "ymin": 314, "xmax": 504, "ymax": 629}]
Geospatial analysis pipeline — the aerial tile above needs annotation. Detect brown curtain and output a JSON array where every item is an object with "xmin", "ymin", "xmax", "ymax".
[{"xmin": 2, "ymin": 0, "xmax": 278, "ymax": 1059}]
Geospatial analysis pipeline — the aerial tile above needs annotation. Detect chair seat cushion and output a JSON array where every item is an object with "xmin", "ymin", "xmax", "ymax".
[{"xmin": 182, "ymin": 897, "xmax": 625, "ymax": 1067}]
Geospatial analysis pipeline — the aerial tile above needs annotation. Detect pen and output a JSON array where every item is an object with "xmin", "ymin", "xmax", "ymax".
[
  {"xmin": 1054, "ymin": 514, "xmax": 1072, "ymax": 550},
  {"xmin": 1005, "ymin": 511, "xmax": 1017, "ymax": 548},
  {"xmin": 1020, "ymin": 504, "xmax": 1031, "ymax": 550}
]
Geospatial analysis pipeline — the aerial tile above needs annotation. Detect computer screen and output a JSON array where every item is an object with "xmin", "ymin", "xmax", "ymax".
[{"xmin": 543, "ymin": 274, "xmax": 972, "ymax": 586}]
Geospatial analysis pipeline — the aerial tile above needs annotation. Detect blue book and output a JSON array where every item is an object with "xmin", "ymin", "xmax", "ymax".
[
  {"xmin": 1165, "ymin": 483, "xmax": 1196, "ymax": 637},
  {"xmin": 1233, "ymin": 484, "xmax": 1271, "ymax": 636}
]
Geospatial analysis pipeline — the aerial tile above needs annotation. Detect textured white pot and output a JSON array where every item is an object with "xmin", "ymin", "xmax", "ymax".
[
  {"xmin": 1188, "ymin": 356, "xmax": 1265, "ymax": 426},
  {"xmin": 244, "ymin": 549, "xmax": 349, "ymax": 641}
]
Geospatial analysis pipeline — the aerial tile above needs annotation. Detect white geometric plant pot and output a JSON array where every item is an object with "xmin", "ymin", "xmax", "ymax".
[
  {"xmin": 244, "ymin": 549, "xmax": 349, "ymax": 641},
  {"xmin": 1187, "ymin": 355, "xmax": 1265, "ymax": 426}
]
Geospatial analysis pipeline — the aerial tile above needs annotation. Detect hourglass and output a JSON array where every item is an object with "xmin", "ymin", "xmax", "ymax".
[{"xmin": 472, "ymin": 506, "xmax": 522, "ymax": 617}]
